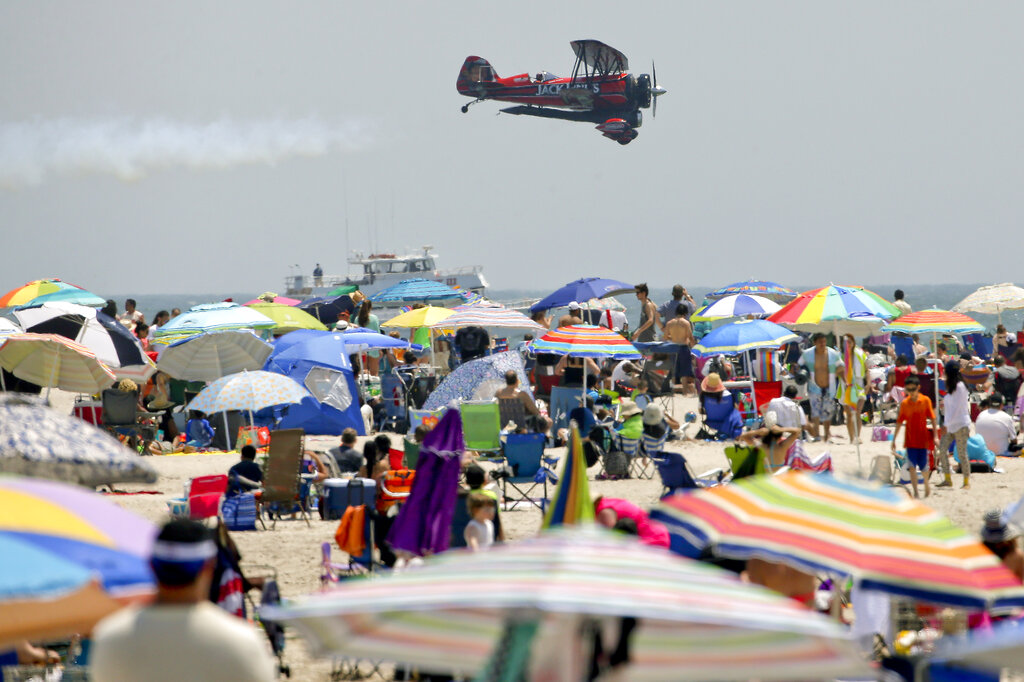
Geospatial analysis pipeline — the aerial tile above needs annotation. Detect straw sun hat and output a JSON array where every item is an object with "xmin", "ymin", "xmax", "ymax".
[
  {"xmin": 701, "ymin": 372, "xmax": 725, "ymax": 393},
  {"xmin": 619, "ymin": 400, "xmax": 642, "ymax": 419}
]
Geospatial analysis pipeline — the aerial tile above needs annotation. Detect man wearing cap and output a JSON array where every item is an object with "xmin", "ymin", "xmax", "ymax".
[
  {"xmin": 91, "ymin": 519, "xmax": 275, "ymax": 681},
  {"xmin": 980, "ymin": 510, "xmax": 1024, "ymax": 582},
  {"xmin": 558, "ymin": 302, "xmax": 584, "ymax": 328},
  {"xmin": 658, "ymin": 284, "xmax": 695, "ymax": 327}
]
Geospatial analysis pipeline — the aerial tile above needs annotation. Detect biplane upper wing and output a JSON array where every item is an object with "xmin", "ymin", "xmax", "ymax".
[{"xmin": 570, "ymin": 40, "xmax": 628, "ymax": 74}]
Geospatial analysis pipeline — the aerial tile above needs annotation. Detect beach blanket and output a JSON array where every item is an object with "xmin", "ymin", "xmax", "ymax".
[{"xmin": 163, "ymin": 449, "xmax": 236, "ymax": 457}]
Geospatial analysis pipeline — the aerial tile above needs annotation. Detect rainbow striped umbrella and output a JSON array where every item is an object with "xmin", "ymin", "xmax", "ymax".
[
  {"xmin": 264, "ymin": 526, "xmax": 867, "ymax": 681},
  {"xmin": 767, "ymin": 284, "xmax": 899, "ymax": 335},
  {"xmin": 651, "ymin": 471, "xmax": 1024, "ymax": 609},
  {"xmin": 530, "ymin": 324, "xmax": 641, "ymax": 359},
  {"xmin": 881, "ymin": 309, "xmax": 985, "ymax": 336},
  {"xmin": 707, "ymin": 280, "xmax": 797, "ymax": 303},
  {"xmin": 542, "ymin": 427, "xmax": 594, "ymax": 528},
  {"xmin": 0, "ymin": 279, "xmax": 88, "ymax": 308}
]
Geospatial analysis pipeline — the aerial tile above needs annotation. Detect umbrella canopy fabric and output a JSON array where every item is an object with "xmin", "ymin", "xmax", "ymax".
[
  {"xmin": 381, "ymin": 306, "xmax": 454, "ymax": 329},
  {"xmin": 0, "ymin": 333, "xmax": 116, "ymax": 393},
  {"xmin": 953, "ymin": 283, "xmax": 1024, "ymax": 317},
  {"xmin": 152, "ymin": 302, "xmax": 277, "ymax": 346},
  {"xmin": 706, "ymin": 280, "xmax": 797, "ymax": 303},
  {"xmin": 651, "ymin": 471, "xmax": 1024, "ymax": 609},
  {"xmin": 542, "ymin": 427, "xmax": 594, "ymax": 529},
  {"xmin": 265, "ymin": 526, "xmax": 867, "ymax": 681},
  {"xmin": 530, "ymin": 278, "xmax": 635, "ymax": 313},
  {"xmin": 157, "ymin": 330, "xmax": 273, "ymax": 381},
  {"xmin": 17, "ymin": 288, "xmax": 107, "ymax": 309},
  {"xmin": 369, "ymin": 278, "xmax": 464, "ymax": 304},
  {"xmin": 692, "ymin": 294, "xmax": 782, "ymax": 321},
  {"xmin": 338, "ymin": 332, "xmax": 418, "ymax": 354},
  {"xmin": 690, "ymin": 319, "xmax": 799, "ymax": 358},
  {"xmin": 767, "ymin": 285, "xmax": 899, "ymax": 334},
  {"xmin": 188, "ymin": 370, "xmax": 311, "ymax": 415},
  {"xmin": 14, "ymin": 302, "xmax": 156, "ymax": 381},
  {"xmin": 529, "ymin": 325, "xmax": 641, "ymax": 360},
  {"xmin": 265, "ymin": 332, "xmax": 356, "ymax": 372},
  {"xmin": 422, "ymin": 351, "xmax": 531, "ymax": 411},
  {"xmin": 242, "ymin": 292, "xmax": 301, "ymax": 306},
  {"xmin": 296, "ymin": 294, "xmax": 356, "ymax": 323},
  {"xmin": 881, "ymin": 309, "xmax": 986, "ymax": 336},
  {"xmin": 428, "ymin": 306, "xmax": 546, "ymax": 331},
  {"xmin": 0, "ymin": 476, "xmax": 156, "ymax": 646},
  {"xmin": 245, "ymin": 302, "xmax": 327, "ymax": 333},
  {"xmin": 326, "ymin": 284, "xmax": 359, "ymax": 297},
  {"xmin": 0, "ymin": 318, "xmax": 22, "ymax": 336},
  {"xmin": 0, "ymin": 279, "xmax": 86, "ymax": 308},
  {"xmin": 0, "ymin": 395, "xmax": 157, "ymax": 487}
]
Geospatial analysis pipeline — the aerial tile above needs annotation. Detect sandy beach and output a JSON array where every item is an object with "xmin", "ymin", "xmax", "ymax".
[{"xmin": 45, "ymin": 388, "xmax": 1024, "ymax": 681}]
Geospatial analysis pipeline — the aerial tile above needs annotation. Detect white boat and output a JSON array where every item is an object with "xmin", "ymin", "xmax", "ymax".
[{"xmin": 283, "ymin": 246, "xmax": 488, "ymax": 302}]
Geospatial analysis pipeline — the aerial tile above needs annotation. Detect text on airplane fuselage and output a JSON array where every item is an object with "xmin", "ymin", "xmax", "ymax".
[{"xmin": 535, "ymin": 82, "xmax": 601, "ymax": 95}]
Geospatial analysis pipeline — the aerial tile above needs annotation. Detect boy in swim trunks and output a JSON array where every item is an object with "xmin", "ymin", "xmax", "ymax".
[{"xmin": 891, "ymin": 374, "xmax": 938, "ymax": 498}]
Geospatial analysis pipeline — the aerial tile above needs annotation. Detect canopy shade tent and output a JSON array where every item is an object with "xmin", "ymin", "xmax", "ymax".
[{"xmin": 530, "ymin": 277, "xmax": 635, "ymax": 313}]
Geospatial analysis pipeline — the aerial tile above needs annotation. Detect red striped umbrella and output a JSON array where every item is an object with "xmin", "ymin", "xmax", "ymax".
[
  {"xmin": 767, "ymin": 285, "xmax": 899, "ymax": 335},
  {"xmin": 530, "ymin": 324, "xmax": 641, "ymax": 359},
  {"xmin": 881, "ymin": 309, "xmax": 984, "ymax": 336}
]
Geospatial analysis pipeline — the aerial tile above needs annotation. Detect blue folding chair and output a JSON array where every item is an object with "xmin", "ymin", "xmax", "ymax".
[
  {"xmin": 700, "ymin": 393, "xmax": 744, "ymax": 440},
  {"xmin": 651, "ymin": 451, "xmax": 722, "ymax": 497},
  {"xmin": 892, "ymin": 335, "xmax": 914, "ymax": 361},
  {"xmin": 499, "ymin": 433, "xmax": 557, "ymax": 511}
]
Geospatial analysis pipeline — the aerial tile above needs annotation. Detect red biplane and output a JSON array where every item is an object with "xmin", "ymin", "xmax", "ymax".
[{"xmin": 456, "ymin": 39, "xmax": 666, "ymax": 145}]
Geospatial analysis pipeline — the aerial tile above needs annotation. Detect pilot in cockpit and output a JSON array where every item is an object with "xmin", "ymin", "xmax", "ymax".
[{"xmin": 534, "ymin": 71, "xmax": 555, "ymax": 83}]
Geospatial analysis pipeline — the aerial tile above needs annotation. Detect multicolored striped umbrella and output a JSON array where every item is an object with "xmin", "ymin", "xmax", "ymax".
[
  {"xmin": 428, "ymin": 306, "xmax": 546, "ymax": 331},
  {"xmin": 692, "ymin": 294, "xmax": 782, "ymax": 321},
  {"xmin": 881, "ymin": 309, "xmax": 985, "ymax": 336},
  {"xmin": 0, "ymin": 279, "xmax": 87, "ymax": 308},
  {"xmin": 651, "ymin": 471, "xmax": 1024, "ymax": 609},
  {"xmin": 542, "ymin": 427, "xmax": 594, "ymax": 529},
  {"xmin": 369, "ymin": 278, "xmax": 464, "ymax": 304},
  {"xmin": 152, "ymin": 302, "xmax": 276, "ymax": 346},
  {"xmin": 188, "ymin": 370, "xmax": 310, "ymax": 415},
  {"xmin": 264, "ymin": 526, "xmax": 867, "ymax": 681},
  {"xmin": 767, "ymin": 284, "xmax": 899, "ymax": 335},
  {"xmin": 530, "ymin": 325, "xmax": 641, "ymax": 359},
  {"xmin": 0, "ymin": 333, "xmax": 116, "ymax": 393},
  {"xmin": 17, "ymin": 288, "xmax": 107, "ymax": 309},
  {"xmin": 706, "ymin": 280, "xmax": 797, "ymax": 303},
  {"xmin": 691, "ymin": 319, "xmax": 799, "ymax": 358},
  {"xmin": 0, "ymin": 476, "xmax": 156, "ymax": 646}
]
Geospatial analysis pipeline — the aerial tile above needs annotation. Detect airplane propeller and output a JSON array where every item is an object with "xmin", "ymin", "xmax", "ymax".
[{"xmin": 651, "ymin": 60, "xmax": 667, "ymax": 117}]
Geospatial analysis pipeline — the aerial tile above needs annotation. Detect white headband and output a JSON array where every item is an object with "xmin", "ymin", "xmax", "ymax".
[{"xmin": 151, "ymin": 539, "xmax": 216, "ymax": 562}]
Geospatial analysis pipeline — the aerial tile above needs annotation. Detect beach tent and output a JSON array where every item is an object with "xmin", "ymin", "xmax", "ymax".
[{"xmin": 260, "ymin": 332, "xmax": 364, "ymax": 435}]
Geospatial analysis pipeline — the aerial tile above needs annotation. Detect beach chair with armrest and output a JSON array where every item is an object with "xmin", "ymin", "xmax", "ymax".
[
  {"xmin": 638, "ymin": 349, "xmax": 678, "ymax": 415},
  {"xmin": 187, "ymin": 474, "xmax": 229, "ymax": 522},
  {"xmin": 101, "ymin": 388, "xmax": 156, "ymax": 452},
  {"xmin": 651, "ymin": 451, "xmax": 722, "ymax": 497},
  {"xmin": 534, "ymin": 373, "xmax": 560, "ymax": 399},
  {"xmin": 460, "ymin": 400, "xmax": 502, "ymax": 456},
  {"xmin": 892, "ymin": 335, "xmax": 915, "ymax": 361},
  {"xmin": 261, "ymin": 428, "xmax": 311, "ymax": 529},
  {"xmin": 963, "ymin": 333, "xmax": 994, "ymax": 361},
  {"xmin": 618, "ymin": 434, "xmax": 651, "ymax": 479},
  {"xmin": 408, "ymin": 407, "xmax": 447, "ymax": 434},
  {"xmin": 724, "ymin": 444, "xmax": 768, "ymax": 480},
  {"xmin": 498, "ymin": 432, "xmax": 555, "ymax": 511},
  {"xmin": 699, "ymin": 393, "xmax": 744, "ymax": 440}
]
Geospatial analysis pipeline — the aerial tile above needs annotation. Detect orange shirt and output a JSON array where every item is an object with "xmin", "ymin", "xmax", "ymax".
[{"xmin": 898, "ymin": 394, "xmax": 935, "ymax": 449}]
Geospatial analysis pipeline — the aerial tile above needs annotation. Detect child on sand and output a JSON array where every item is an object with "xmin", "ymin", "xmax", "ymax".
[
  {"xmin": 891, "ymin": 374, "xmax": 938, "ymax": 498},
  {"xmin": 464, "ymin": 492, "xmax": 495, "ymax": 552}
]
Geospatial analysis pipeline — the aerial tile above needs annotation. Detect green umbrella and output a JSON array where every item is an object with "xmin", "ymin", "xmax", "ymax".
[{"xmin": 327, "ymin": 284, "xmax": 359, "ymax": 297}]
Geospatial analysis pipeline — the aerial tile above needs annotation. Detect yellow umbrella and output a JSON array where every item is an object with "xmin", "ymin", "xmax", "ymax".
[
  {"xmin": 381, "ymin": 306, "xmax": 454, "ymax": 329},
  {"xmin": 245, "ymin": 302, "xmax": 327, "ymax": 333}
]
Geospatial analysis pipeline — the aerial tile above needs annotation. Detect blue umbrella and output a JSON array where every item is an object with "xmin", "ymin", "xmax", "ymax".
[
  {"xmin": 266, "ymin": 332, "xmax": 353, "ymax": 373},
  {"xmin": 369, "ymin": 278, "xmax": 464, "ymax": 304},
  {"xmin": 423, "ymin": 351, "xmax": 531, "ymax": 411},
  {"xmin": 706, "ymin": 280, "xmax": 797, "ymax": 304},
  {"xmin": 691, "ymin": 319, "xmax": 800, "ymax": 358},
  {"xmin": 530, "ymin": 278, "xmax": 635, "ymax": 313}
]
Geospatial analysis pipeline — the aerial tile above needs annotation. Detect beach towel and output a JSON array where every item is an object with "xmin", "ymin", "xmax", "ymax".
[
  {"xmin": 784, "ymin": 441, "xmax": 832, "ymax": 473},
  {"xmin": 335, "ymin": 505, "xmax": 366, "ymax": 558},
  {"xmin": 839, "ymin": 342, "xmax": 865, "ymax": 409}
]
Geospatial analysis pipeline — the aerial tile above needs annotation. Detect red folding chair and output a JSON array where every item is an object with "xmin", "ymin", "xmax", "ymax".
[
  {"xmin": 535, "ymin": 373, "xmax": 560, "ymax": 399},
  {"xmin": 188, "ymin": 474, "xmax": 229, "ymax": 521},
  {"xmin": 752, "ymin": 381, "xmax": 783, "ymax": 417}
]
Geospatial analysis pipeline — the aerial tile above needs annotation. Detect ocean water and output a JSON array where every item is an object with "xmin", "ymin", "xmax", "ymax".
[{"xmin": 108, "ymin": 282, "xmax": 1023, "ymax": 338}]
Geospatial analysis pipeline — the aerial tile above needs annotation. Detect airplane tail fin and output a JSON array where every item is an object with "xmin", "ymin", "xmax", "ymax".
[{"xmin": 457, "ymin": 56, "xmax": 498, "ymax": 94}]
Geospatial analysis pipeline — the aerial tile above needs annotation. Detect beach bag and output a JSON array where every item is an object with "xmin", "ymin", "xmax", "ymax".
[
  {"xmin": 236, "ymin": 425, "xmax": 271, "ymax": 453},
  {"xmin": 222, "ymin": 493, "xmax": 257, "ymax": 531},
  {"xmin": 602, "ymin": 449, "xmax": 629, "ymax": 478},
  {"xmin": 871, "ymin": 426, "xmax": 893, "ymax": 442}
]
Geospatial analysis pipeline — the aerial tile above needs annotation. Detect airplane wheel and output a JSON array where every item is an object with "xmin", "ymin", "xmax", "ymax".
[{"xmin": 461, "ymin": 105, "xmax": 469, "ymax": 113}]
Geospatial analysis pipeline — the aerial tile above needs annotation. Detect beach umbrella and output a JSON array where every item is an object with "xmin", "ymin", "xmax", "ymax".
[
  {"xmin": 0, "ymin": 279, "xmax": 87, "ymax": 308},
  {"xmin": 690, "ymin": 319, "xmax": 799, "ymax": 358},
  {"xmin": 423, "ymin": 351, "xmax": 531, "ymax": 411},
  {"xmin": 692, "ymin": 294, "xmax": 782, "ymax": 321},
  {"xmin": 17, "ymin": 288, "xmax": 107, "ymax": 309},
  {"xmin": 369, "ymin": 278, "xmax": 464, "ymax": 304},
  {"xmin": 651, "ymin": 471, "xmax": 1024, "ymax": 609},
  {"xmin": 0, "ymin": 393, "xmax": 157, "ymax": 487},
  {"xmin": 931, "ymin": 617, "xmax": 1024, "ymax": 673},
  {"xmin": 326, "ymin": 284, "xmax": 359, "ymax": 297},
  {"xmin": 152, "ymin": 302, "xmax": 277, "ymax": 346},
  {"xmin": 14, "ymin": 302, "xmax": 156, "ymax": 382},
  {"xmin": 706, "ymin": 280, "xmax": 797, "ymax": 303},
  {"xmin": 188, "ymin": 370, "xmax": 311, "ymax": 419},
  {"xmin": 242, "ymin": 292, "xmax": 301, "ymax": 306},
  {"xmin": 296, "ymin": 294, "xmax": 356, "ymax": 324},
  {"xmin": 952, "ymin": 283, "xmax": 1024, "ymax": 323},
  {"xmin": 531, "ymin": 325, "xmax": 641, "ymax": 405},
  {"xmin": 0, "ymin": 333, "xmax": 116, "ymax": 394},
  {"xmin": 381, "ymin": 306, "xmax": 454, "ymax": 329},
  {"xmin": 245, "ymin": 302, "xmax": 327, "ymax": 333},
  {"xmin": 542, "ymin": 426, "xmax": 595, "ymax": 529},
  {"xmin": 265, "ymin": 525, "xmax": 867, "ymax": 681},
  {"xmin": 427, "ymin": 306, "xmax": 546, "ymax": 331},
  {"xmin": 0, "ymin": 318, "xmax": 21, "ymax": 336},
  {"xmin": 529, "ymin": 277, "xmax": 635, "ymax": 313},
  {"xmin": 767, "ymin": 284, "xmax": 899, "ymax": 336},
  {"xmin": 157, "ymin": 330, "xmax": 273, "ymax": 381},
  {"xmin": 338, "ymin": 332, "xmax": 419, "ymax": 354},
  {"xmin": 0, "ymin": 475, "xmax": 156, "ymax": 647}
]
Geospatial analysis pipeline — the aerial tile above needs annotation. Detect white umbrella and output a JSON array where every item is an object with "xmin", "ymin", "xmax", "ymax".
[
  {"xmin": 952, "ymin": 283, "xmax": 1024, "ymax": 323},
  {"xmin": 188, "ymin": 370, "xmax": 311, "ymax": 430},
  {"xmin": 157, "ymin": 330, "xmax": 273, "ymax": 381}
]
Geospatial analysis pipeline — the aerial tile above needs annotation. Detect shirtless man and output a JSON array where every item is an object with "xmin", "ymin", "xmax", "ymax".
[
  {"xmin": 799, "ymin": 333, "xmax": 840, "ymax": 442},
  {"xmin": 557, "ymin": 302, "xmax": 584, "ymax": 328},
  {"xmin": 744, "ymin": 558, "xmax": 818, "ymax": 607},
  {"xmin": 494, "ymin": 370, "xmax": 547, "ymax": 433},
  {"xmin": 663, "ymin": 304, "xmax": 696, "ymax": 396}
]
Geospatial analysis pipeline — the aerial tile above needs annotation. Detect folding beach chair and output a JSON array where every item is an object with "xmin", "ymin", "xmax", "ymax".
[
  {"xmin": 752, "ymin": 381, "xmax": 783, "ymax": 419},
  {"xmin": 101, "ymin": 388, "xmax": 156, "ymax": 453},
  {"xmin": 724, "ymin": 444, "xmax": 768, "ymax": 480},
  {"xmin": 460, "ymin": 399, "xmax": 502, "ymax": 455},
  {"xmin": 381, "ymin": 370, "xmax": 409, "ymax": 433},
  {"xmin": 651, "ymin": 451, "xmax": 722, "ymax": 497},
  {"xmin": 639, "ymin": 351, "xmax": 677, "ymax": 416},
  {"xmin": 535, "ymin": 372, "xmax": 560, "ymax": 399},
  {"xmin": 618, "ymin": 434, "xmax": 652, "ymax": 479},
  {"xmin": 408, "ymin": 406, "xmax": 446, "ymax": 434},
  {"xmin": 963, "ymin": 333, "xmax": 994, "ymax": 361},
  {"xmin": 698, "ymin": 393, "xmax": 744, "ymax": 440},
  {"xmin": 892, "ymin": 334, "xmax": 915, "ymax": 361},
  {"xmin": 166, "ymin": 474, "xmax": 229, "ymax": 521},
  {"xmin": 498, "ymin": 432, "xmax": 556, "ymax": 511},
  {"xmin": 261, "ymin": 428, "xmax": 312, "ymax": 529},
  {"xmin": 548, "ymin": 385, "xmax": 579, "ymax": 433}
]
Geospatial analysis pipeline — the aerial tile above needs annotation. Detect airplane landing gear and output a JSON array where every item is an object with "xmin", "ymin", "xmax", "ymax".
[{"xmin": 460, "ymin": 98, "xmax": 484, "ymax": 113}]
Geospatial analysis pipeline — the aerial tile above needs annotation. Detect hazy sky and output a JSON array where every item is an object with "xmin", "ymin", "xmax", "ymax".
[{"xmin": 2, "ymin": 2, "xmax": 1022, "ymax": 296}]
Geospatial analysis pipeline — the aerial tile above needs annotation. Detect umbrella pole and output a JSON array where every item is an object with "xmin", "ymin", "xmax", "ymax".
[{"xmin": 46, "ymin": 347, "xmax": 59, "ymax": 402}]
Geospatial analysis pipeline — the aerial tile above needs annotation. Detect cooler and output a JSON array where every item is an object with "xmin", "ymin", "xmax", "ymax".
[
  {"xmin": 321, "ymin": 477, "xmax": 376, "ymax": 521},
  {"xmin": 73, "ymin": 401, "xmax": 103, "ymax": 425}
]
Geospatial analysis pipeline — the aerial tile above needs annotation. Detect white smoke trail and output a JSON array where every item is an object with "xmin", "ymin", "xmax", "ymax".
[{"xmin": 0, "ymin": 116, "xmax": 372, "ymax": 188}]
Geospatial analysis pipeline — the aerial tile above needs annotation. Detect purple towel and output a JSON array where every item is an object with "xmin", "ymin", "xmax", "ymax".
[{"xmin": 387, "ymin": 408, "xmax": 464, "ymax": 556}]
